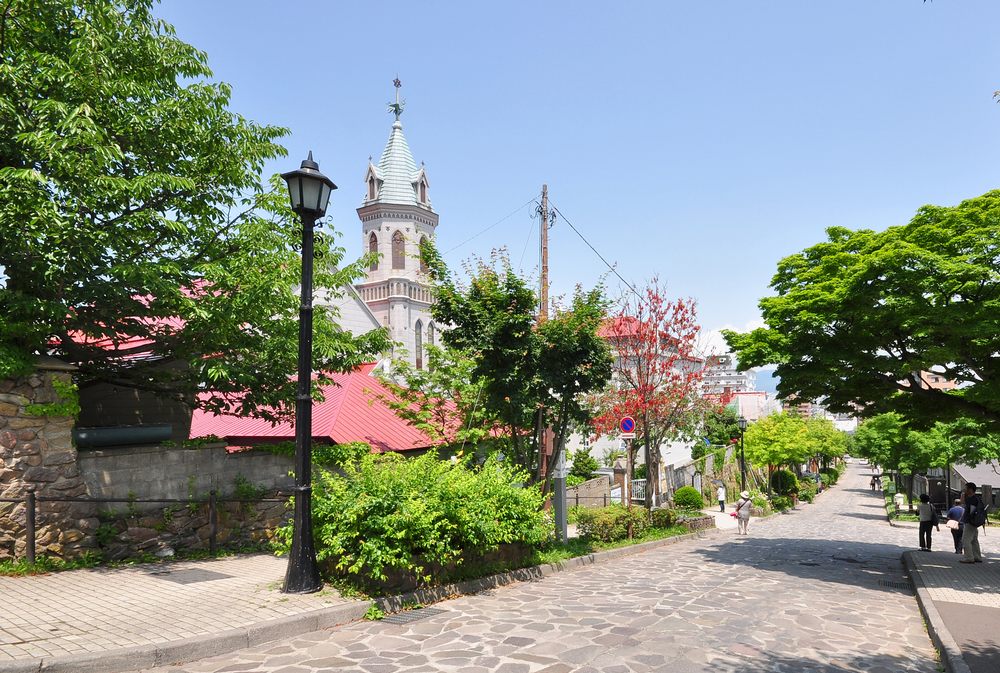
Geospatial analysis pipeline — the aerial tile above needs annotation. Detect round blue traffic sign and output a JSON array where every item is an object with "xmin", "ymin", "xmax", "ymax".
[{"xmin": 620, "ymin": 416, "xmax": 635, "ymax": 433}]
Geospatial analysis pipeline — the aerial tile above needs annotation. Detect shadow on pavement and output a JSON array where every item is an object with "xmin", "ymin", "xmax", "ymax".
[
  {"xmin": 835, "ymin": 511, "xmax": 891, "ymax": 521},
  {"xmin": 694, "ymin": 537, "xmax": 915, "ymax": 594}
]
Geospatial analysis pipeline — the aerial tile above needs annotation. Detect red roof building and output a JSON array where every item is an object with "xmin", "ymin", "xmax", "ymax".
[{"xmin": 189, "ymin": 363, "xmax": 439, "ymax": 453}]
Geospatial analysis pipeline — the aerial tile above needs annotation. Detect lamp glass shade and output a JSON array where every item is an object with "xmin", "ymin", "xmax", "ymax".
[
  {"xmin": 281, "ymin": 153, "xmax": 337, "ymax": 216},
  {"xmin": 737, "ymin": 416, "xmax": 748, "ymax": 431}
]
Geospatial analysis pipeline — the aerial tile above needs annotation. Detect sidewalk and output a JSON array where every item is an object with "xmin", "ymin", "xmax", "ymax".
[
  {"xmin": 905, "ymin": 544, "xmax": 1000, "ymax": 673},
  {"xmin": 0, "ymin": 554, "xmax": 367, "ymax": 673}
]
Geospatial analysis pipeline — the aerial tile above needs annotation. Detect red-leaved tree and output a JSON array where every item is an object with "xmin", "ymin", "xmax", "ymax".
[{"xmin": 591, "ymin": 280, "xmax": 711, "ymax": 509}]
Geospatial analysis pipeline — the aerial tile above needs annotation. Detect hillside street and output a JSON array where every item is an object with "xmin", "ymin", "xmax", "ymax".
[{"xmin": 137, "ymin": 464, "xmax": 964, "ymax": 673}]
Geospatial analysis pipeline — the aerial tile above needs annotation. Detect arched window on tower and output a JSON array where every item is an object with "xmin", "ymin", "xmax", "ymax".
[
  {"xmin": 368, "ymin": 232, "xmax": 378, "ymax": 271},
  {"xmin": 419, "ymin": 236, "xmax": 428, "ymax": 273},
  {"xmin": 419, "ymin": 181, "xmax": 427, "ymax": 204},
  {"xmin": 368, "ymin": 177, "xmax": 377, "ymax": 201},
  {"xmin": 414, "ymin": 320, "xmax": 423, "ymax": 370},
  {"xmin": 392, "ymin": 230, "xmax": 405, "ymax": 270},
  {"xmin": 427, "ymin": 322, "xmax": 435, "ymax": 371}
]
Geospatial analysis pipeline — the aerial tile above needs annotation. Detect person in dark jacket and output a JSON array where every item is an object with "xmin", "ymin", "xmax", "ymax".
[
  {"xmin": 960, "ymin": 483, "xmax": 985, "ymax": 564},
  {"xmin": 946, "ymin": 498, "xmax": 964, "ymax": 554}
]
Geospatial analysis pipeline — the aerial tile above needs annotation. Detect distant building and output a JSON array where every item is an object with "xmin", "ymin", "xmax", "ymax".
[{"xmin": 702, "ymin": 353, "xmax": 755, "ymax": 397}]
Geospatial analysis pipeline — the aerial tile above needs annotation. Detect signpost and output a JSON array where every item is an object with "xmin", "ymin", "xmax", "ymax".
[{"xmin": 620, "ymin": 416, "xmax": 636, "ymax": 439}]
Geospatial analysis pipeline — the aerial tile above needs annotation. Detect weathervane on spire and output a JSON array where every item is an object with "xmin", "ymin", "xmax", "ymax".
[{"xmin": 388, "ymin": 76, "xmax": 405, "ymax": 121}]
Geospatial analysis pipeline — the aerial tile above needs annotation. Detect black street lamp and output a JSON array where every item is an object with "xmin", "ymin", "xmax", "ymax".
[
  {"xmin": 737, "ymin": 415, "xmax": 748, "ymax": 493},
  {"xmin": 280, "ymin": 152, "xmax": 336, "ymax": 594}
]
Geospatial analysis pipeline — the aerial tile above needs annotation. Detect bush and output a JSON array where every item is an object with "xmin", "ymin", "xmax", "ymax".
[
  {"xmin": 566, "ymin": 474, "xmax": 586, "ymax": 488},
  {"xmin": 649, "ymin": 508, "xmax": 676, "ymax": 528},
  {"xmin": 798, "ymin": 480, "xmax": 817, "ymax": 503},
  {"xmin": 576, "ymin": 505, "xmax": 649, "ymax": 542},
  {"xmin": 819, "ymin": 472, "xmax": 832, "ymax": 488},
  {"xmin": 277, "ymin": 453, "xmax": 548, "ymax": 584},
  {"xmin": 569, "ymin": 448, "xmax": 600, "ymax": 481},
  {"xmin": 673, "ymin": 486, "xmax": 704, "ymax": 510},
  {"xmin": 820, "ymin": 467, "xmax": 840, "ymax": 485},
  {"xmin": 771, "ymin": 495, "xmax": 794, "ymax": 511},
  {"xmin": 770, "ymin": 469, "xmax": 799, "ymax": 496},
  {"xmin": 750, "ymin": 493, "xmax": 771, "ymax": 515}
]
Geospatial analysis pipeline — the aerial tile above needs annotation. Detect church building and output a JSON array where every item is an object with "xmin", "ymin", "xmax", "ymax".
[{"xmin": 353, "ymin": 80, "xmax": 437, "ymax": 369}]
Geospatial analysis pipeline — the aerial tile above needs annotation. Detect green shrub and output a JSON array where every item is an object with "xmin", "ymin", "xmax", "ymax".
[
  {"xmin": 566, "ymin": 474, "xmax": 586, "ymax": 488},
  {"xmin": 798, "ymin": 480, "xmax": 816, "ymax": 503},
  {"xmin": 819, "ymin": 467, "xmax": 839, "ymax": 486},
  {"xmin": 649, "ymin": 508, "xmax": 676, "ymax": 528},
  {"xmin": 277, "ymin": 453, "xmax": 547, "ymax": 584},
  {"xmin": 819, "ymin": 473, "xmax": 832, "ymax": 488},
  {"xmin": 750, "ymin": 493, "xmax": 771, "ymax": 515},
  {"xmin": 771, "ymin": 495, "xmax": 793, "ymax": 511},
  {"xmin": 633, "ymin": 464, "xmax": 647, "ymax": 480},
  {"xmin": 576, "ymin": 505, "xmax": 649, "ymax": 542},
  {"xmin": 770, "ymin": 469, "xmax": 799, "ymax": 496},
  {"xmin": 673, "ymin": 486, "xmax": 704, "ymax": 510},
  {"xmin": 569, "ymin": 447, "xmax": 600, "ymax": 481}
]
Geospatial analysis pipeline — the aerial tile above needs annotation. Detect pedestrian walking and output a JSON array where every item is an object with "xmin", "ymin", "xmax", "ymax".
[
  {"xmin": 870, "ymin": 476, "xmax": 876, "ymax": 491},
  {"xmin": 917, "ymin": 493, "xmax": 938, "ymax": 551},
  {"xmin": 717, "ymin": 484, "xmax": 726, "ymax": 512},
  {"xmin": 945, "ymin": 498, "xmax": 964, "ymax": 554},
  {"xmin": 960, "ymin": 483, "xmax": 986, "ymax": 564},
  {"xmin": 735, "ymin": 490, "xmax": 753, "ymax": 535}
]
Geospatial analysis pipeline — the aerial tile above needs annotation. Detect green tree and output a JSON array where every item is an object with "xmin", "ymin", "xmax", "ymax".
[
  {"xmin": 569, "ymin": 447, "xmax": 599, "ymax": 481},
  {"xmin": 693, "ymin": 406, "xmax": 740, "ymax": 460},
  {"xmin": 802, "ymin": 417, "xmax": 847, "ymax": 470},
  {"xmin": 724, "ymin": 191, "xmax": 1000, "ymax": 439},
  {"xmin": 0, "ymin": 0, "xmax": 388, "ymax": 417},
  {"xmin": 743, "ymin": 413, "xmax": 810, "ymax": 478},
  {"xmin": 377, "ymin": 344, "xmax": 495, "ymax": 451},
  {"xmin": 427, "ymin": 249, "xmax": 612, "ymax": 492}
]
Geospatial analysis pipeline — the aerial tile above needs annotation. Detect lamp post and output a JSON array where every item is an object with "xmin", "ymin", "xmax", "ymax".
[
  {"xmin": 737, "ymin": 416, "xmax": 748, "ymax": 493},
  {"xmin": 280, "ymin": 152, "xmax": 336, "ymax": 594}
]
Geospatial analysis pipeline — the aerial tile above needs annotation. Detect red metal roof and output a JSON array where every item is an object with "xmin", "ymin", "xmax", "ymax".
[{"xmin": 189, "ymin": 363, "xmax": 439, "ymax": 453}]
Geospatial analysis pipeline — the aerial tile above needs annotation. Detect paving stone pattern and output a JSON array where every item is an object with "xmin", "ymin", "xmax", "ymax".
[
  {"xmin": 141, "ymin": 464, "xmax": 964, "ymax": 673},
  {"xmin": 0, "ymin": 555, "xmax": 351, "ymax": 660}
]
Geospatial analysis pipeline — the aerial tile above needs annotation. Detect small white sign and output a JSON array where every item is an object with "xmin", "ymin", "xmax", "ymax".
[{"xmin": 620, "ymin": 432, "xmax": 636, "ymax": 439}]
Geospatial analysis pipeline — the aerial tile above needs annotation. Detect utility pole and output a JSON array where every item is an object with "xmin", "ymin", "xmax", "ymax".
[{"xmin": 536, "ymin": 184, "xmax": 566, "ymax": 542}]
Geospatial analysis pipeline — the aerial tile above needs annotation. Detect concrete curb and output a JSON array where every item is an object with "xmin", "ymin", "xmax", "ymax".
[
  {"xmin": 902, "ymin": 551, "xmax": 973, "ymax": 673},
  {"xmin": 0, "ymin": 602, "xmax": 371, "ymax": 673},
  {"xmin": 1, "ymin": 525, "xmax": 727, "ymax": 673}
]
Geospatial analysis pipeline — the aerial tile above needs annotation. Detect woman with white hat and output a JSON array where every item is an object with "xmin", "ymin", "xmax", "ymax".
[{"xmin": 735, "ymin": 490, "xmax": 753, "ymax": 535}]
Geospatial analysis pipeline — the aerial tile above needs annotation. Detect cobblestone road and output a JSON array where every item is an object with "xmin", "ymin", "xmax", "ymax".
[{"xmin": 141, "ymin": 465, "xmax": 944, "ymax": 673}]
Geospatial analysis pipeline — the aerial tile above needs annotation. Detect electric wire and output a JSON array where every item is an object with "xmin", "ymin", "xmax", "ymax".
[
  {"xmin": 549, "ymin": 203, "xmax": 641, "ymax": 297},
  {"xmin": 443, "ymin": 195, "xmax": 539, "ymax": 254},
  {"xmin": 517, "ymin": 203, "xmax": 540, "ymax": 272}
]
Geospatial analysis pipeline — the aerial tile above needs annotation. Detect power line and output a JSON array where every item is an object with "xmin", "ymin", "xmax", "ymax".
[
  {"xmin": 443, "ymin": 195, "xmax": 539, "ymax": 254},
  {"xmin": 549, "ymin": 203, "xmax": 641, "ymax": 297}
]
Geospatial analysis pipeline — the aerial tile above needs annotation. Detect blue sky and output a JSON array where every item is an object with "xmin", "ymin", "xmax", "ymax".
[{"xmin": 158, "ymin": 1, "xmax": 1000, "ymax": 354}]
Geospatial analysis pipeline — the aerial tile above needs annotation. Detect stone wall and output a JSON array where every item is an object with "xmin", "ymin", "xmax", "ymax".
[
  {"xmin": 0, "ymin": 362, "xmax": 98, "ymax": 560},
  {"xmin": 78, "ymin": 444, "xmax": 295, "ymax": 504},
  {"xmin": 566, "ymin": 476, "xmax": 612, "ymax": 508},
  {"xmin": 94, "ymin": 494, "xmax": 290, "ymax": 560}
]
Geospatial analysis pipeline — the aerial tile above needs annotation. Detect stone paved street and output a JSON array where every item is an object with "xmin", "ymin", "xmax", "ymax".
[{"xmin": 138, "ymin": 464, "xmax": 956, "ymax": 673}]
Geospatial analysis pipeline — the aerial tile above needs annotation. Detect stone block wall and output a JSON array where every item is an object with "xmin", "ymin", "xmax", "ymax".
[
  {"xmin": 566, "ymin": 475, "xmax": 612, "ymax": 508},
  {"xmin": 78, "ymin": 444, "xmax": 295, "ymax": 504},
  {"xmin": 94, "ymin": 495, "xmax": 290, "ymax": 560},
  {"xmin": 0, "ymin": 364, "xmax": 99, "ymax": 560}
]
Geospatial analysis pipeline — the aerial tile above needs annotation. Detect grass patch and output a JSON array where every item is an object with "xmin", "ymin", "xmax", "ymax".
[{"xmin": 0, "ymin": 552, "xmax": 102, "ymax": 576}]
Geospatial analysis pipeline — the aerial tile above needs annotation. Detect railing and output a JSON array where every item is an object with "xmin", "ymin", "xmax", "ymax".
[
  {"xmin": 631, "ymin": 479, "xmax": 647, "ymax": 503},
  {"xmin": 0, "ymin": 489, "xmax": 290, "ymax": 564}
]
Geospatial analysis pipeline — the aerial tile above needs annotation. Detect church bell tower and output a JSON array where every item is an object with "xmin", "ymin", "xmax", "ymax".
[{"xmin": 354, "ymin": 79, "xmax": 437, "ymax": 369}]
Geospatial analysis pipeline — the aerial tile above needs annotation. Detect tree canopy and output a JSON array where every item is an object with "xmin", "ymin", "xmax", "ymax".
[
  {"xmin": 426, "ymin": 248, "xmax": 612, "ymax": 489},
  {"xmin": 589, "ymin": 280, "xmax": 711, "ymax": 508},
  {"xmin": 0, "ymin": 0, "xmax": 388, "ymax": 417},
  {"xmin": 724, "ymin": 190, "xmax": 1000, "ymax": 434}
]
